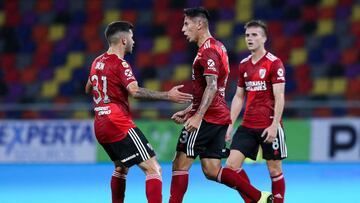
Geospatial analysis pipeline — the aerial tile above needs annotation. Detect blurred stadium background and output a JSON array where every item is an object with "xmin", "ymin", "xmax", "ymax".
[{"xmin": 1, "ymin": 0, "xmax": 360, "ymax": 202}]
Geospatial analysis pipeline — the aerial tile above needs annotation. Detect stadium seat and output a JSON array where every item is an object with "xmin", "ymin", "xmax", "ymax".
[{"xmin": 312, "ymin": 78, "xmax": 330, "ymax": 95}]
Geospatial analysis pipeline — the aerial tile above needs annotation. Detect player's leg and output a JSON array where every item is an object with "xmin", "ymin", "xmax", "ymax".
[
  {"xmin": 169, "ymin": 151, "xmax": 195, "ymax": 203},
  {"xmin": 225, "ymin": 150, "xmax": 252, "ymax": 203},
  {"xmin": 170, "ymin": 125, "xmax": 203, "ymax": 203},
  {"xmin": 111, "ymin": 161, "xmax": 128, "ymax": 203},
  {"xmin": 262, "ymin": 125, "xmax": 287, "ymax": 203},
  {"xmin": 138, "ymin": 157, "xmax": 162, "ymax": 203}
]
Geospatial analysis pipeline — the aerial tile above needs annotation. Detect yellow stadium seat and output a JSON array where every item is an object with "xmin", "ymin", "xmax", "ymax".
[
  {"xmin": 320, "ymin": 0, "xmax": 337, "ymax": 6},
  {"xmin": 141, "ymin": 109, "xmax": 159, "ymax": 119},
  {"xmin": 216, "ymin": 21, "xmax": 233, "ymax": 38},
  {"xmin": 66, "ymin": 52, "xmax": 85, "ymax": 68},
  {"xmin": 173, "ymin": 64, "xmax": 191, "ymax": 81},
  {"xmin": 312, "ymin": 78, "xmax": 330, "ymax": 95},
  {"xmin": 0, "ymin": 12, "xmax": 4, "ymax": 26},
  {"xmin": 48, "ymin": 24, "xmax": 66, "ymax": 41},
  {"xmin": 73, "ymin": 110, "xmax": 91, "ymax": 119},
  {"xmin": 235, "ymin": 36, "xmax": 247, "ymax": 52},
  {"xmin": 289, "ymin": 48, "xmax": 307, "ymax": 66},
  {"xmin": 103, "ymin": 9, "xmax": 120, "ymax": 25},
  {"xmin": 42, "ymin": 81, "xmax": 59, "ymax": 98},
  {"xmin": 330, "ymin": 77, "xmax": 347, "ymax": 95},
  {"xmin": 316, "ymin": 20, "xmax": 334, "ymax": 36},
  {"xmin": 153, "ymin": 36, "xmax": 171, "ymax": 53},
  {"xmin": 54, "ymin": 66, "xmax": 72, "ymax": 83},
  {"xmin": 235, "ymin": 0, "xmax": 252, "ymax": 22},
  {"xmin": 351, "ymin": 5, "xmax": 360, "ymax": 21},
  {"xmin": 144, "ymin": 79, "xmax": 161, "ymax": 91}
]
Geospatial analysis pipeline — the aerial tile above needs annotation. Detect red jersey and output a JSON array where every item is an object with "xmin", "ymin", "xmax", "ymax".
[
  {"xmin": 190, "ymin": 37, "xmax": 231, "ymax": 125},
  {"xmin": 89, "ymin": 53, "xmax": 137, "ymax": 143},
  {"xmin": 238, "ymin": 52, "xmax": 285, "ymax": 129}
]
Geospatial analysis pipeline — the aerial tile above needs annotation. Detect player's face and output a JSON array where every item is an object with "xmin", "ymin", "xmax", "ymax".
[
  {"xmin": 245, "ymin": 27, "xmax": 266, "ymax": 52},
  {"xmin": 182, "ymin": 16, "xmax": 198, "ymax": 43},
  {"xmin": 125, "ymin": 30, "xmax": 135, "ymax": 53}
]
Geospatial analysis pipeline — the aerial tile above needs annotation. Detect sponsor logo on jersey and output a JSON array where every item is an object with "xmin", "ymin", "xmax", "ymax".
[
  {"xmin": 277, "ymin": 68, "xmax": 285, "ymax": 80},
  {"xmin": 207, "ymin": 59, "xmax": 216, "ymax": 71},
  {"xmin": 94, "ymin": 106, "xmax": 111, "ymax": 115},
  {"xmin": 259, "ymin": 68, "xmax": 266, "ymax": 79},
  {"xmin": 95, "ymin": 62, "xmax": 105, "ymax": 70},
  {"xmin": 124, "ymin": 69, "xmax": 133, "ymax": 77},
  {"xmin": 245, "ymin": 80, "xmax": 267, "ymax": 91}
]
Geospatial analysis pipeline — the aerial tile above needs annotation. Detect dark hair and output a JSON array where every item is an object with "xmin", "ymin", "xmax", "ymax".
[
  {"xmin": 183, "ymin": 7, "xmax": 210, "ymax": 21},
  {"xmin": 244, "ymin": 20, "xmax": 267, "ymax": 37},
  {"xmin": 104, "ymin": 21, "xmax": 134, "ymax": 45}
]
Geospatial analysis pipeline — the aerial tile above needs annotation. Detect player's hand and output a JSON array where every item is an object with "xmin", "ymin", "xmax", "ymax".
[
  {"xmin": 184, "ymin": 113, "xmax": 202, "ymax": 132},
  {"xmin": 225, "ymin": 125, "xmax": 233, "ymax": 142},
  {"xmin": 171, "ymin": 110, "xmax": 189, "ymax": 124},
  {"xmin": 168, "ymin": 85, "xmax": 193, "ymax": 103},
  {"xmin": 261, "ymin": 124, "xmax": 277, "ymax": 143}
]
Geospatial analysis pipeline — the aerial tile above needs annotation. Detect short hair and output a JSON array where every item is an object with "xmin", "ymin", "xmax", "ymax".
[
  {"xmin": 183, "ymin": 7, "xmax": 210, "ymax": 21},
  {"xmin": 104, "ymin": 21, "xmax": 134, "ymax": 45},
  {"xmin": 244, "ymin": 20, "xmax": 268, "ymax": 37}
]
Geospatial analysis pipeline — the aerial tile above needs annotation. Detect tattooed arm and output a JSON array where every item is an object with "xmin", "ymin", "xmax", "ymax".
[
  {"xmin": 184, "ymin": 75, "xmax": 217, "ymax": 132},
  {"xmin": 127, "ymin": 81, "xmax": 192, "ymax": 103}
]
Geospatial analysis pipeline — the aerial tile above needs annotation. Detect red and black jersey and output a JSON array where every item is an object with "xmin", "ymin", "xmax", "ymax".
[
  {"xmin": 190, "ymin": 37, "xmax": 231, "ymax": 125},
  {"xmin": 89, "ymin": 53, "xmax": 137, "ymax": 143},
  {"xmin": 237, "ymin": 52, "xmax": 286, "ymax": 129}
]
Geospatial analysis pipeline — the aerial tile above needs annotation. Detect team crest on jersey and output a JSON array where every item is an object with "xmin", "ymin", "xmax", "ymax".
[
  {"xmin": 122, "ymin": 61, "xmax": 129, "ymax": 68},
  {"xmin": 259, "ymin": 68, "xmax": 266, "ymax": 79},
  {"xmin": 207, "ymin": 59, "xmax": 216, "ymax": 71}
]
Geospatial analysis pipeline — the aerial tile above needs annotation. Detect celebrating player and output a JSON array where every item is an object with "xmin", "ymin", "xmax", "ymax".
[
  {"xmin": 169, "ymin": 8, "xmax": 273, "ymax": 203},
  {"xmin": 85, "ymin": 21, "xmax": 192, "ymax": 203}
]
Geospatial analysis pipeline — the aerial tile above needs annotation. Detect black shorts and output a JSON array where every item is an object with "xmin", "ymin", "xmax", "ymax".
[
  {"xmin": 176, "ymin": 120, "xmax": 229, "ymax": 159},
  {"xmin": 101, "ymin": 127, "xmax": 156, "ymax": 167},
  {"xmin": 230, "ymin": 125, "xmax": 287, "ymax": 161}
]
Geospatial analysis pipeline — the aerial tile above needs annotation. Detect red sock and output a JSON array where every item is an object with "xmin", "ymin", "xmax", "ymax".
[
  {"xmin": 169, "ymin": 171, "xmax": 189, "ymax": 203},
  {"xmin": 236, "ymin": 168, "xmax": 253, "ymax": 203},
  {"xmin": 111, "ymin": 171, "xmax": 126, "ymax": 203},
  {"xmin": 146, "ymin": 174, "xmax": 162, "ymax": 203},
  {"xmin": 218, "ymin": 167, "xmax": 261, "ymax": 201},
  {"xmin": 271, "ymin": 173, "xmax": 285, "ymax": 203}
]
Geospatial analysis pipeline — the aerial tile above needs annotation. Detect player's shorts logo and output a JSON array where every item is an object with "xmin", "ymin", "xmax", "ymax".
[{"xmin": 259, "ymin": 68, "xmax": 266, "ymax": 79}]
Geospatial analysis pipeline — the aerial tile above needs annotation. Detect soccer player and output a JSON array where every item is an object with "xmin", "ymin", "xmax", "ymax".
[
  {"xmin": 85, "ymin": 21, "xmax": 193, "ymax": 203},
  {"xmin": 169, "ymin": 8, "xmax": 273, "ymax": 203},
  {"xmin": 225, "ymin": 20, "xmax": 287, "ymax": 203}
]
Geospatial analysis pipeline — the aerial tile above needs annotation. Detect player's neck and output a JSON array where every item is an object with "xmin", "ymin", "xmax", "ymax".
[
  {"xmin": 197, "ymin": 30, "xmax": 212, "ymax": 47},
  {"xmin": 251, "ymin": 48, "xmax": 266, "ymax": 64},
  {"xmin": 107, "ymin": 47, "xmax": 125, "ymax": 59}
]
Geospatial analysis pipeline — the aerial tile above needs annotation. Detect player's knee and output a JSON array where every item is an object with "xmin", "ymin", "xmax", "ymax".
[
  {"xmin": 268, "ymin": 166, "xmax": 282, "ymax": 177},
  {"xmin": 202, "ymin": 167, "xmax": 218, "ymax": 181},
  {"xmin": 144, "ymin": 163, "xmax": 162, "ymax": 175},
  {"xmin": 225, "ymin": 161, "xmax": 239, "ymax": 170}
]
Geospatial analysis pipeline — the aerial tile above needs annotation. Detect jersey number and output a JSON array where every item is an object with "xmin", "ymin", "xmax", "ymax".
[{"xmin": 91, "ymin": 75, "xmax": 110, "ymax": 104}]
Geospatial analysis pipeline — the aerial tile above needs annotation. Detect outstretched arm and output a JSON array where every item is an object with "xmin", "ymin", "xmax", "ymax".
[
  {"xmin": 184, "ymin": 75, "xmax": 217, "ymax": 132},
  {"xmin": 127, "ymin": 81, "xmax": 192, "ymax": 103}
]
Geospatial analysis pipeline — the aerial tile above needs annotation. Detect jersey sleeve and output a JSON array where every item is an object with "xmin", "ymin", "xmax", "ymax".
[
  {"xmin": 117, "ymin": 61, "xmax": 137, "ymax": 87},
  {"xmin": 198, "ymin": 48, "xmax": 221, "ymax": 76},
  {"xmin": 237, "ymin": 63, "xmax": 245, "ymax": 87},
  {"xmin": 270, "ymin": 59, "xmax": 286, "ymax": 84}
]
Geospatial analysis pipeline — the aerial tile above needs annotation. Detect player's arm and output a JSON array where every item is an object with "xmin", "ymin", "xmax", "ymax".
[
  {"xmin": 225, "ymin": 86, "xmax": 245, "ymax": 140},
  {"xmin": 262, "ymin": 83, "xmax": 285, "ymax": 143},
  {"xmin": 126, "ymin": 81, "xmax": 192, "ymax": 103},
  {"xmin": 85, "ymin": 79, "xmax": 92, "ymax": 94},
  {"xmin": 184, "ymin": 75, "xmax": 217, "ymax": 132}
]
